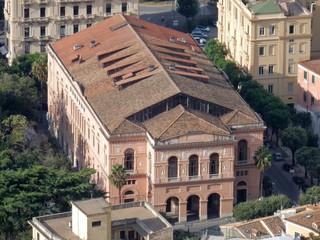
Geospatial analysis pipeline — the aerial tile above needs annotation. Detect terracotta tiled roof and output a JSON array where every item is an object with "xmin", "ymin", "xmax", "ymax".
[
  {"xmin": 143, "ymin": 105, "xmax": 230, "ymax": 140},
  {"xmin": 299, "ymin": 59, "xmax": 320, "ymax": 76},
  {"xmin": 286, "ymin": 208, "xmax": 320, "ymax": 233},
  {"xmin": 50, "ymin": 14, "xmax": 262, "ymax": 136}
]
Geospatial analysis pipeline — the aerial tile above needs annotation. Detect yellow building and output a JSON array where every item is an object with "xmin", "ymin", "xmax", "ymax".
[
  {"xmin": 217, "ymin": 0, "xmax": 312, "ymax": 104},
  {"xmin": 3, "ymin": 0, "xmax": 139, "ymax": 64}
]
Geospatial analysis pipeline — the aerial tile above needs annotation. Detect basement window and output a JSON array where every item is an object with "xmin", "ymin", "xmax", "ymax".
[{"xmin": 92, "ymin": 221, "xmax": 101, "ymax": 227}]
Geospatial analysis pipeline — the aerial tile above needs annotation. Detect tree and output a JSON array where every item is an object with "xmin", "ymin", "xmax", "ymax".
[
  {"xmin": 292, "ymin": 111, "xmax": 312, "ymax": 129},
  {"xmin": 32, "ymin": 54, "xmax": 48, "ymax": 120},
  {"xmin": 254, "ymin": 146, "xmax": 272, "ymax": 197},
  {"xmin": 300, "ymin": 186, "xmax": 320, "ymax": 205},
  {"xmin": 296, "ymin": 147, "xmax": 318, "ymax": 178},
  {"xmin": 280, "ymin": 127, "xmax": 307, "ymax": 165},
  {"xmin": 307, "ymin": 132, "xmax": 319, "ymax": 147},
  {"xmin": 109, "ymin": 163, "xmax": 126, "ymax": 203},
  {"xmin": 233, "ymin": 195, "xmax": 292, "ymax": 221},
  {"xmin": 176, "ymin": 0, "xmax": 199, "ymax": 19},
  {"xmin": 308, "ymin": 157, "xmax": 320, "ymax": 186}
]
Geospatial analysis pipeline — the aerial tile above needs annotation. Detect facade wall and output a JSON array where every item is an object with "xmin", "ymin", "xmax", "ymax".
[
  {"xmin": 4, "ymin": 0, "xmax": 139, "ymax": 63},
  {"xmin": 72, "ymin": 205, "xmax": 88, "ymax": 239},
  {"xmin": 47, "ymin": 48, "xmax": 264, "ymax": 222},
  {"xmin": 285, "ymin": 222, "xmax": 319, "ymax": 238},
  {"xmin": 217, "ymin": 0, "xmax": 311, "ymax": 104},
  {"xmin": 296, "ymin": 63, "xmax": 320, "ymax": 137}
]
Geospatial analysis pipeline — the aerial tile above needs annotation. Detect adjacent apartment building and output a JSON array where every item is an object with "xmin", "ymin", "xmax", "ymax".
[
  {"xmin": 3, "ymin": 0, "xmax": 139, "ymax": 63},
  {"xmin": 296, "ymin": 59, "xmax": 320, "ymax": 136},
  {"xmin": 217, "ymin": 0, "xmax": 312, "ymax": 105},
  {"xmin": 47, "ymin": 14, "xmax": 265, "ymax": 222},
  {"xmin": 28, "ymin": 198, "xmax": 173, "ymax": 240}
]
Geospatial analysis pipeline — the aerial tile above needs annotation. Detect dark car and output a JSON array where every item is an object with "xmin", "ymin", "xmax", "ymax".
[
  {"xmin": 292, "ymin": 176, "xmax": 304, "ymax": 185},
  {"xmin": 272, "ymin": 152, "xmax": 283, "ymax": 161},
  {"xmin": 282, "ymin": 163, "xmax": 293, "ymax": 172}
]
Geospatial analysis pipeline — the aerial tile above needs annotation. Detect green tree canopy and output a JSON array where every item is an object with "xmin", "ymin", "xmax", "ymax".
[
  {"xmin": 292, "ymin": 111, "xmax": 312, "ymax": 129},
  {"xmin": 109, "ymin": 163, "xmax": 126, "ymax": 203},
  {"xmin": 280, "ymin": 127, "xmax": 307, "ymax": 165},
  {"xmin": 296, "ymin": 147, "xmax": 318, "ymax": 178},
  {"xmin": 300, "ymin": 186, "xmax": 320, "ymax": 205},
  {"xmin": 176, "ymin": 0, "xmax": 199, "ymax": 19},
  {"xmin": 233, "ymin": 195, "xmax": 292, "ymax": 221}
]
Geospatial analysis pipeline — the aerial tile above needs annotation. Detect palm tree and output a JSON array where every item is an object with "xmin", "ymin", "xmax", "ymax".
[
  {"xmin": 254, "ymin": 146, "xmax": 272, "ymax": 197},
  {"xmin": 108, "ymin": 163, "xmax": 126, "ymax": 203},
  {"xmin": 31, "ymin": 54, "xmax": 48, "ymax": 121}
]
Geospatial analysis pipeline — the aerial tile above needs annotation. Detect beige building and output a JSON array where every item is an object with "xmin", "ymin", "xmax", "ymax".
[
  {"xmin": 217, "ymin": 0, "xmax": 312, "ymax": 104},
  {"xmin": 28, "ymin": 198, "xmax": 173, "ymax": 240},
  {"xmin": 47, "ymin": 14, "xmax": 265, "ymax": 222},
  {"xmin": 3, "ymin": 0, "xmax": 139, "ymax": 63}
]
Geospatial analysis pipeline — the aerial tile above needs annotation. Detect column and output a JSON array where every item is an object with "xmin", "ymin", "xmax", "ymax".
[
  {"xmin": 199, "ymin": 200, "xmax": 208, "ymax": 221},
  {"xmin": 179, "ymin": 202, "xmax": 187, "ymax": 222}
]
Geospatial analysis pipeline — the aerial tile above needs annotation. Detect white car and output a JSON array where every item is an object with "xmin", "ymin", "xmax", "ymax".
[
  {"xmin": 195, "ymin": 25, "xmax": 210, "ymax": 32},
  {"xmin": 192, "ymin": 36, "xmax": 207, "ymax": 44},
  {"xmin": 191, "ymin": 31, "xmax": 208, "ymax": 38}
]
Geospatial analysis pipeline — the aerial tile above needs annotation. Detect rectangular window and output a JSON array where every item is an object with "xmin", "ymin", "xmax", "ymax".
[
  {"xmin": 24, "ymin": 8, "xmax": 29, "ymax": 19},
  {"xmin": 40, "ymin": 26, "xmax": 45, "ymax": 36},
  {"xmin": 25, "ymin": 43, "xmax": 30, "ymax": 54},
  {"xmin": 259, "ymin": 66, "xmax": 264, "ymax": 75},
  {"xmin": 288, "ymin": 82, "xmax": 293, "ymax": 93},
  {"xmin": 269, "ymin": 45, "xmax": 275, "ymax": 55},
  {"xmin": 289, "ymin": 44, "xmax": 294, "ymax": 54},
  {"xmin": 259, "ymin": 27, "xmax": 265, "ymax": 36},
  {"xmin": 269, "ymin": 25, "xmax": 275, "ymax": 35},
  {"xmin": 303, "ymin": 91, "xmax": 307, "ymax": 102},
  {"xmin": 299, "ymin": 43, "xmax": 305, "ymax": 53},
  {"xmin": 40, "ymin": 7, "xmax": 46, "ymax": 18},
  {"xmin": 73, "ymin": 6, "xmax": 79, "ymax": 16},
  {"xmin": 73, "ymin": 24, "xmax": 79, "ymax": 33},
  {"xmin": 312, "ymin": 75, "xmax": 315, "ymax": 84},
  {"xmin": 259, "ymin": 46, "xmax": 265, "ymax": 56},
  {"xmin": 92, "ymin": 221, "xmax": 101, "ymax": 227},
  {"xmin": 289, "ymin": 25, "xmax": 295, "ymax": 34},
  {"xmin": 40, "ymin": 44, "xmax": 46, "ymax": 53},
  {"xmin": 122, "ymin": 2, "xmax": 127, "ymax": 13},
  {"xmin": 311, "ymin": 96, "xmax": 315, "ymax": 105},
  {"xmin": 60, "ymin": 25, "xmax": 66, "ymax": 36},
  {"xmin": 268, "ymin": 65, "xmax": 274, "ymax": 75},
  {"xmin": 106, "ymin": 3, "xmax": 111, "ymax": 13},
  {"xmin": 24, "ymin": 27, "xmax": 30, "ymax": 37},
  {"xmin": 87, "ymin": 5, "xmax": 92, "ymax": 15},
  {"xmin": 268, "ymin": 84, "xmax": 273, "ymax": 94},
  {"xmin": 304, "ymin": 71, "xmax": 308, "ymax": 80},
  {"xmin": 288, "ymin": 64, "xmax": 294, "ymax": 74},
  {"xmin": 60, "ymin": 6, "xmax": 65, "ymax": 17}
]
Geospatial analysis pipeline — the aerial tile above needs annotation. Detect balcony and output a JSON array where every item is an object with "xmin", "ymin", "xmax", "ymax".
[
  {"xmin": 168, "ymin": 177, "xmax": 179, "ymax": 182},
  {"xmin": 189, "ymin": 175, "xmax": 199, "ymax": 181},
  {"xmin": 23, "ymin": 0, "xmax": 33, "ymax": 4},
  {"xmin": 210, "ymin": 174, "xmax": 221, "ymax": 179},
  {"xmin": 236, "ymin": 160, "xmax": 247, "ymax": 165},
  {"xmin": 39, "ymin": 36, "xmax": 51, "ymax": 41}
]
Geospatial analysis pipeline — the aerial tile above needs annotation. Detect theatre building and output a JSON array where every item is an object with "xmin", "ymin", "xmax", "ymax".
[{"xmin": 47, "ymin": 14, "xmax": 265, "ymax": 222}]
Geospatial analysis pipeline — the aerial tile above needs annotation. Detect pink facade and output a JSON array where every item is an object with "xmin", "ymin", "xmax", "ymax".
[{"xmin": 47, "ymin": 15, "xmax": 265, "ymax": 222}]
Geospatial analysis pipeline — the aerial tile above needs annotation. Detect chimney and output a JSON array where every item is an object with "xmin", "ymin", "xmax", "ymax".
[{"xmin": 89, "ymin": 40, "xmax": 96, "ymax": 48}]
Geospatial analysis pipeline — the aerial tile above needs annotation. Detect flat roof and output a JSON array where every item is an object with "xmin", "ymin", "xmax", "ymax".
[{"xmin": 72, "ymin": 198, "xmax": 110, "ymax": 216}]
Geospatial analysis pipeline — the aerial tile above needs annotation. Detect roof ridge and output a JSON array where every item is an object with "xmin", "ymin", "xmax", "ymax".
[
  {"xmin": 113, "ymin": 119, "xmax": 146, "ymax": 133},
  {"xmin": 157, "ymin": 105, "xmax": 185, "ymax": 139},
  {"xmin": 186, "ymin": 109, "xmax": 229, "ymax": 135},
  {"xmin": 124, "ymin": 15, "xmax": 181, "ymax": 94},
  {"xmin": 260, "ymin": 219, "xmax": 275, "ymax": 237}
]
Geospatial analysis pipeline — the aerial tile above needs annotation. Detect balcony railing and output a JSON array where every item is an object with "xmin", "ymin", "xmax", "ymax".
[
  {"xmin": 189, "ymin": 175, "xmax": 199, "ymax": 181},
  {"xmin": 210, "ymin": 174, "xmax": 220, "ymax": 179},
  {"xmin": 237, "ymin": 160, "xmax": 247, "ymax": 165},
  {"xmin": 168, "ymin": 177, "xmax": 179, "ymax": 182}
]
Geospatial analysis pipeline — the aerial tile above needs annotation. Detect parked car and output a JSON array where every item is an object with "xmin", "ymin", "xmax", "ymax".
[
  {"xmin": 282, "ymin": 163, "xmax": 293, "ymax": 172},
  {"xmin": 191, "ymin": 31, "xmax": 208, "ymax": 38},
  {"xmin": 272, "ymin": 152, "xmax": 283, "ymax": 161},
  {"xmin": 194, "ymin": 25, "xmax": 210, "ymax": 32},
  {"xmin": 292, "ymin": 176, "xmax": 305, "ymax": 185},
  {"xmin": 192, "ymin": 36, "xmax": 207, "ymax": 44}
]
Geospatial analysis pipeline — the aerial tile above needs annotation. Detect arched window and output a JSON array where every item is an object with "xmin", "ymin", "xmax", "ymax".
[
  {"xmin": 189, "ymin": 155, "xmax": 199, "ymax": 176},
  {"xmin": 237, "ymin": 181, "xmax": 247, "ymax": 186},
  {"xmin": 209, "ymin": 153, "xmax": 219, "ymax": 174},
  {"xmin": 238, "ymin": 140, "xmax": 248, "ymax": 161},
  {"xmin": 168, "ymin": 156, "xmax": 178, "ymax": 178},
  {"xmin": 124, "ymin": 190, "xmax": 134, "ymax": 195},
  {"xmin": 124, "ymin": 149, "xmax": 134, "ymax": 170}
]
